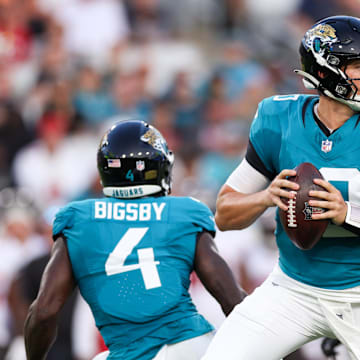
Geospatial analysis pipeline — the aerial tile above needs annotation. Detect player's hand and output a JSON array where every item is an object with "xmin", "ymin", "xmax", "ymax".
[
  {"xmin": 308, "ymin": 179, "xmax": 347, "ymax": 225},
  {"xmin": 264, "ymin": 169, "xmax": 299, "ymax": 211}
]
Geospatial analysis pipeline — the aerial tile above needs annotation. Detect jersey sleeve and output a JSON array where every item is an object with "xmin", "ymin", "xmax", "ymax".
[
  {"xmin": 247, "ymin": 97, "xmax": 281, "ymax": 179},
  {"xmin": 226, "ymin": 158, "xmax": 270, "ymax": 193},
  {"xmin": 52, "ymin": 204, "xmax": 75, "ymax": 240},
  {"xmin": 188, "ymin": 198, "xmax": 216, "ymax": 235}
]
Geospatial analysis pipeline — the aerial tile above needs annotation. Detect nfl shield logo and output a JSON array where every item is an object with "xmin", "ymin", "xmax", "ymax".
[
  {"xmin": 136, "ymin": 160, "xmax": 145, "ymax": 171},
  {"xmin": 321, "ymin": 139, "xmax": 333, "ymax": 153}
]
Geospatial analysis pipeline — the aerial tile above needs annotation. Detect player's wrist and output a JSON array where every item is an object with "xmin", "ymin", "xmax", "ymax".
[{"xmin": 261, "ymin": 188, "xmax": 274, "ymax": 208}]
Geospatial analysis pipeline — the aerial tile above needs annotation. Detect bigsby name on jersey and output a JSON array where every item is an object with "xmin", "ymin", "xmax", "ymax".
[{"xmin": 94, "ymin": 201, "xmax": 166, "ymax": 221}]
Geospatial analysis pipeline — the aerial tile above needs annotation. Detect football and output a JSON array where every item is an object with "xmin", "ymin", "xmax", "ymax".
[{"xmin": 279, "ymin": 162, "xmax": 329, "ymax": 250}]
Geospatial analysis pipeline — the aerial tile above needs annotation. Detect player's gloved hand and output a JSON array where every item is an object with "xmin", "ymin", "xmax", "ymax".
[{"xmin": 321, "ymin": 337, "xmax": 341, "ymax": 357}]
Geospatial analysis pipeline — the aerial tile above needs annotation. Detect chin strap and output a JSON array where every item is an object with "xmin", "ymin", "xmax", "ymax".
[{"xmin": 294, "ymin": 69, "xmax": 360, "ymax": 112}]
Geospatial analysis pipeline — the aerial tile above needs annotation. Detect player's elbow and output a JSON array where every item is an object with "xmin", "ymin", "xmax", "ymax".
[
  {"xmin": 215, "ymin": 211, "xmax": 230, "ymax": 231},
  {"xmin": 215, "ymin": 186, "xmax": 246, "ymax": 231},
  {"xmin": 215, "ymin": 199, "xmax": 244, "ymax": 231},
  {"xmin": 215, "ymin": 208, "xmax": 242, "ymax": 231}
]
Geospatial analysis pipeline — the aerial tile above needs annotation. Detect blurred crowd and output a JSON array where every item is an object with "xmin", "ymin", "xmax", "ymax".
[{"xmin": 0, "ymin": 0, "xmax": 359, "ymax": 359}]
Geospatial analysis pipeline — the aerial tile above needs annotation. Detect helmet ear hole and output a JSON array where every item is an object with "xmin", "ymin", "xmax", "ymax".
[{"xmin": 318, "ymin": 71, "xmax": 326, "ymax": 79}]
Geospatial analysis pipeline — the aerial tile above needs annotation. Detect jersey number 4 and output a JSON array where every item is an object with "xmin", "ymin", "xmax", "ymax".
[{"xmin": 105, "ymin": 227, "xmax": 162, "ymax": 290}]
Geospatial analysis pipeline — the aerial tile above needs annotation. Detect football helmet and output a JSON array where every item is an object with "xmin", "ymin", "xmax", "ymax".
[
  {"xmin": 295, "ymin": 16, "xmax": 360, "ymax": 111},
  {"xmin": 97, "ymin": 120, "xmax": 174, "ymax": 198}
]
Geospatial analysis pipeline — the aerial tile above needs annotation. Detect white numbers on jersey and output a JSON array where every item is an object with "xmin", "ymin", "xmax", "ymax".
[
  {"xmin": 105, "ymin": 227, "xmax": 161, "ymax": 290},
  {"xmin": 273, "ymin": 94, "xmax": 300, "ymax": 101},
  {"xmin": 319, "ymin": 167, "xmax": 360, "ymax": 204},
  {"xmin": 94, "ymin": 201, "xmax": 166, "ymax": 221}
]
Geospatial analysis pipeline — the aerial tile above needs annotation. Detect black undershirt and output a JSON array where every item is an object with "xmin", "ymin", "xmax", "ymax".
[{"xmin": 312, "ymin": 101, "xmax": 338, "ymax": 137}]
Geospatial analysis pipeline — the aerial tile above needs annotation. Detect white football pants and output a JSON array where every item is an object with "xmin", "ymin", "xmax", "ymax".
[
  {"xmin": 201, "ymin": 264, "xmax": 360, "ymax": 360},
  {"xmin": 92, "ymin": 332, "xmax": 214, "ymax": 360}
]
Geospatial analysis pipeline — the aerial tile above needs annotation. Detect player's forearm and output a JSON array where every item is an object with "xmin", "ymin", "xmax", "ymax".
[
  {"xmin": 24, "ymin": 302, "xmax": 58, "ymax": 360},
  {"xmin": 195, "ymin": 250, "xmax": 247, "ymax": 315},
  {"xmin": 215, "ymin": 189, "xmax": 269, "ymax": 231},
  {"xmin": 208, "ymin": 264, "xmax": 247, "ymax": 316},
  {"xmin": 195, "ymin": 232, "xmax": 248, "ymax": 315}
]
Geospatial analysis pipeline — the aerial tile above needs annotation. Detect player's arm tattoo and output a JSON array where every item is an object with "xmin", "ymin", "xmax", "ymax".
[
  {"xmin": 194, "ymin": 231, "xmax": 247, "ymax": 316},
  {"xmin": 24, "ymin": 236, "xmax": 76, "ymax": 360}
]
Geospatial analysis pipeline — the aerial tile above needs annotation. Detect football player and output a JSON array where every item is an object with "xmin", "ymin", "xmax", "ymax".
[
  {"xmin": 201, "ymin": 16, "xmax": 360, "ymax": 360},
  {"xmin": 24, "ymin": 120, "xmax": 247, "ymax": 360}
]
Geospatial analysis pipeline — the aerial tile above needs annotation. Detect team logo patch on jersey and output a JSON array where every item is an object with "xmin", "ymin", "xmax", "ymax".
[
  {"xmin": 108, "ymin": 159, "xmax": 121, "ymax": 168},
  {"xmin": 321, "ymin": 139, "xmax": 333, "ymax": 153},
  {"xmin": 136, "ymin": 160, "xmax": 145, "ymax": 171},
  {"xmin": 303, "ymin": 202, "xmax": 325, "ymax": 220}
]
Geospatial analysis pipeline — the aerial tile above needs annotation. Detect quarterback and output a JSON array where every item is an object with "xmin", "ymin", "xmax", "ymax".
[
  {"xmin": 24, "ymin": 120, "xmax": 246, "ymax": 360},
  {"xmin": 202, "ymin": 16, "xmax": 360, "ymax": 360}
]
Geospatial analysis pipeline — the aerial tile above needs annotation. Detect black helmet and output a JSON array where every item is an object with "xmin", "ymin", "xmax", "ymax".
[
  {"xmin": 97, "ymin": 120, "xmax": 174, "ymax": 198},
  {"xmin": 295, "ymin": 15, "xmax": 360, "ymax": 111}
]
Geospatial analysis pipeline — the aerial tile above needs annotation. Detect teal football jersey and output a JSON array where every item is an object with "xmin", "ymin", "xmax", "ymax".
[
  {"xmin": 53, "ymin": 196, "xmax": 215, "ymax": 360},
  {"xmin": 249, "ymin": 94, "xmax": 360, "ymax": 289}
]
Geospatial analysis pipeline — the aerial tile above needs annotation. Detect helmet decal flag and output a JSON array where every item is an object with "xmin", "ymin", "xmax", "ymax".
[{"xmin": 108, "ymin": 159, "xmax": 121, "ymax": 168}]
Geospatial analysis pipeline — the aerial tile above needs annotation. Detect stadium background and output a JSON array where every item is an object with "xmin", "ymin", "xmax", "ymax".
[{"xmin": 0, "ymin": 0, "xmax": 357, "ymax": 359}]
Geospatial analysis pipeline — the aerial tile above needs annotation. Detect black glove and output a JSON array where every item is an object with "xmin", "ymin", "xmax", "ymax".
[{"xmin": 321, "ymin": 337, "xmax": 341, "ymax": 357}]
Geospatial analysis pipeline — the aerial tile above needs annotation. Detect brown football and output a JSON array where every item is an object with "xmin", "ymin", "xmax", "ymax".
[{"xmin": 279, "ymin": 162, "xmax": 329, "ymax": 250}]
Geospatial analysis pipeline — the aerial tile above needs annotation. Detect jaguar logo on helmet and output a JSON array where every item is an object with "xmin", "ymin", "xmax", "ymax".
[
  {"xmin": 310, "ymin": 24, "xmax": 336, "ymax": 40},
  {"xmin": 305, "ymin": 24, "xmax": 338, "ymax": 54},
  {"xmin": 100, "ymin": 132, "xmax": 109, "ymax": 148},
  {"xmin": 140, "ymin": 128, "xmax": 167, "ymax": 154}
]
